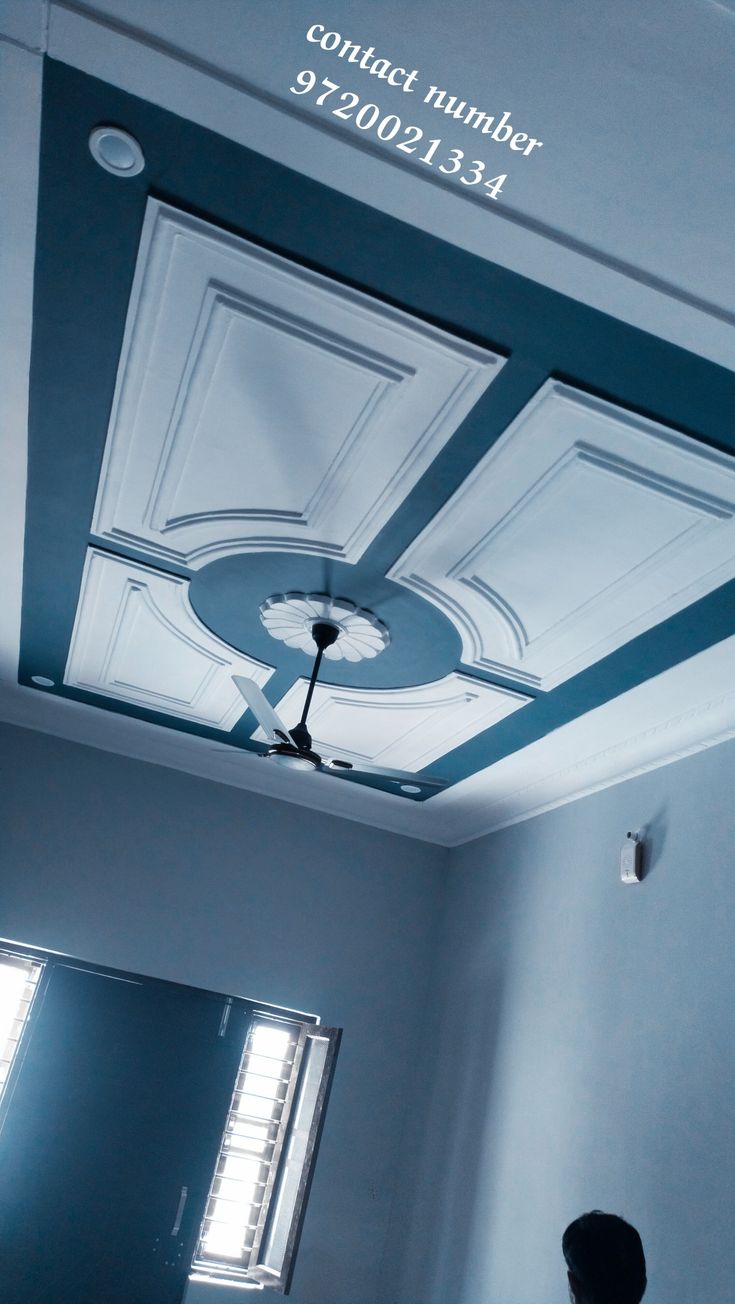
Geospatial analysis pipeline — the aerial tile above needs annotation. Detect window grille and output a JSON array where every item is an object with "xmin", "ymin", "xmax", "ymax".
[
  {"xmin": 0, "ymin": 953, "xmax": 44, "ymax": 1099},
  {"xmin": 0, "ymin": 942, "xmax": 339, "ymax": 1296},
  {"xmin": 191, "ymin": 1015, "xmax": 340, "ymax": 1293}
]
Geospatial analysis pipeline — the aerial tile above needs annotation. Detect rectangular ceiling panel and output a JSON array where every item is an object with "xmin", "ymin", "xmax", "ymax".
[
  {"xmin": 253, "ymin": 673, "xmax": 530, "ymax": 772},
  {"xmin": 91, "ymin": 200, "xmax": 505, "ymax": 567},
  {"xmin": 389, "ymin": 382, "xmax": 735, "ymax": 690},
  {"xmin": 64, "ymin": 549, "xmax": 273, "ymax": 729}
]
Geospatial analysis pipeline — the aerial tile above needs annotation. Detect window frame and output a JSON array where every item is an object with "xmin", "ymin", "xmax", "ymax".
[
  {"xmin": 250, "ymin": 1021, "xmax": 341, "ymax": 1293},
  {"xmin": 191, "ymin": 1016, "xmax": 341, "ymax": 1293},
  {"xmin": 0, "ymin": 947, "xmax": 48, "ymax": 1131},
  {"xmin": 0, "ymin": 939, "xmax": 340, "ymax": 1296}
]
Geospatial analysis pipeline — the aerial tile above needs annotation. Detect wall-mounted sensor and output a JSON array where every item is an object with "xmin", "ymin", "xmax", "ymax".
[{"xmin": 620, "ymin": 831, "xmax": 642, "ymax": 884}]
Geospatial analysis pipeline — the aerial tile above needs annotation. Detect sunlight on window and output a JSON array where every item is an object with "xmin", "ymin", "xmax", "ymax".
[
  {"xmin": 202, "ymin": 1221, "xmax": 247, "ymax": 1259},
  {"xmin": 0, "ymin": 955, "xmax": 43, "ymax": 1096},
  {"xmin": 193, "ymin": 1016, "xmax": 300, "ymax": 1280},
  {"xmin": 0, "ymin": 966, "xmax": 27, "ymax": 1049},
  {"xmin": 249, "ymin": 1025, "xmax": 292, "ymax": 1060}
]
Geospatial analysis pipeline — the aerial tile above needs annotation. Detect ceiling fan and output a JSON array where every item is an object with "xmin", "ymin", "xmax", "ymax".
[{"xmin": 231, "ymin": 618, "xmax": 448, "ymax": 798}]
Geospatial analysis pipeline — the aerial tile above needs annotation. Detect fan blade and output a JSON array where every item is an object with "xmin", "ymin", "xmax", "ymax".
[
  {"xmin": 233, "ymin": 677, "xmax": 290, "ymax": 742},
  {"xmin": 324, "ymin": 758, "xmax": 448, "ymax": 790}
]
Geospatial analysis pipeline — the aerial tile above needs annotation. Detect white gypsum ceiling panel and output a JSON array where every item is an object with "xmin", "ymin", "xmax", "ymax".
[
  {"xmin": 252, "ymin": 673, "xmax": 530, "ymax": 771},
  {"xmin": 64, "ymin": 549, "xmax": 273, "ymax": 729},
  {"xmin": 389, "ymin": 381, "xmax": 735, "ymax": 690},
  {"xmin": 91, "ymin": 199, "xmax": 505, "ymax": 567}
]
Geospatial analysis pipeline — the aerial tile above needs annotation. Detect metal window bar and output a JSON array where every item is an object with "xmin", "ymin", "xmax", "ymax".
[
  {"xmin": 0, "ymin": 954, "xmax": 44, "ymax": 1098},
  {"xmin": 247, "ymin": 1025, "xmax": 341, "ymax": 1293},
  {"xmin": 192, "ymin": 1015, "xmax": 304, "ymax": 1279}
]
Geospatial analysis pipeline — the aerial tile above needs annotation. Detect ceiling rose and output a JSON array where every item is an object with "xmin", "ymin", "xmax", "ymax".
[{"xmin": 259, "ymin": 593, "xmax": 389, "ymax": 662}]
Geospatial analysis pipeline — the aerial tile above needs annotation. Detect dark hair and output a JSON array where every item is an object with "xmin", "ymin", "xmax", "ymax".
[{"xmin": 562, "ymin": 1211, "xmax": 646, "ymax": 1304}]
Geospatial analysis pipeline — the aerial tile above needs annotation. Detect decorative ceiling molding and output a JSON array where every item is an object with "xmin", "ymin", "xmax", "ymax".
[
  {"xmin": 259, "ymin": 593, "xmax": 390, "ymax": 662},
  {"xmin": 64, "ymin": 549, "xmax": 273, "ymax": 729},
  {"xmin": 435, "ymin": 634, "xmax": 735, "ymax": 844},
  {"xmin": 253, "ymin": 672, "xmax": 530, "ymax": 772},
  {"xmin": 2, "ymin": 635, "xmax": 734, "ymax": 847},
  {"xmin": 91, "ymin": 199, "xmax": 504, "ymax": 567},
  {"xmin": 390, "ymin": 382, "xmax": 735, "ymax": 690}
]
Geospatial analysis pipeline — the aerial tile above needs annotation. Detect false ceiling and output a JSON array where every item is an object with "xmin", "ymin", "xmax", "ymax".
[
  {"xmin": 34, "ymin": 0, "xmax": 735, "ymax": 368},
  {"xmin": 2, "ymin": 9, "xmax": 735, "ymax": 846}
]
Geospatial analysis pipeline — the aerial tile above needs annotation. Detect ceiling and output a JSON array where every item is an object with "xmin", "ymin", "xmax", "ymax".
[{"xmin": 1, "ymin": 1, "xmax": 734, "ymax": 846}]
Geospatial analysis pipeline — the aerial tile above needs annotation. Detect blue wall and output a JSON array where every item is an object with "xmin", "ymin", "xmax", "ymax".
[
  {"xmin": 3, "ymin": 721, "xmax": 734, "ymax": 1304},
  {"xmin": 389, "ymin": 738, "xmax": 735, "ymax": 1304},
  {"xmin": 0, "ymin": 722, "xmax": 446, "ymax": 1304}
]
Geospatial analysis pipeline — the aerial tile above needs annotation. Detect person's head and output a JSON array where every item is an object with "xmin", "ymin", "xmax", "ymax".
[{"xmin": 562, "ymin": 1211, "xmax": 646, "ymax": 1304}]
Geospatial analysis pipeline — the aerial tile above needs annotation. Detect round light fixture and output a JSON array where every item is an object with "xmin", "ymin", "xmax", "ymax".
[
  {"xmin": 399, "ymin": 783, "xmax": 422, "ymax": 795},
  {"xmin": 89, "ymin": 126, "xmax": 145, "ymax": 177},
  {"xmin": 31, "ymin": 675, "xmax": 55, "ymax": 688}
]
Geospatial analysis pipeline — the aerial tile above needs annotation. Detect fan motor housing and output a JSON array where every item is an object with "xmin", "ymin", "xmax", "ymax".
[{"xmin": 265, "ymin": 741, "xmax": 321, "ymax": 771}]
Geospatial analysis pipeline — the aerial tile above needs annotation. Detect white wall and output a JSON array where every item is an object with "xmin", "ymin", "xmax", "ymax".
[
  {"xmin": 0, "ymin": 722, "xmax": 447, "ymax": 1304},
  {"xmin": 389, "ymin": 737, "xmax": 735, "ymax": 1304}
]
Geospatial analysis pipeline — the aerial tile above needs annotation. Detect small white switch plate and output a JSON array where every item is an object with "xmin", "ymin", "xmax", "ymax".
[{"xmin": 621, "ymin": 832, "xmax": 642, "ymax": 883}]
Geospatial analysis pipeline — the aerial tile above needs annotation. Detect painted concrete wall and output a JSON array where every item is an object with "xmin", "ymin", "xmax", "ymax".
[
  {"xmin": 4, "ymin": 721, "xmax": 734, "ymax": 1304},
  {"xmin": 0, "ymin": 722, "xmax": 447, "ymax": 1304},
  {"xmin": 389, "ymin": 738, "xmax": 735, "ymax": 1304}
]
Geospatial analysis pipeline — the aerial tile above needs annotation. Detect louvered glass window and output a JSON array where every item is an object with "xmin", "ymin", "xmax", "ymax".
[
  {"xmin": 0, "ymin": 953, "xmax": 43, "ymax": 1099},
  {"xmin": 191, "ymin": 1015, "xmax": 340, "ymax": 1293}
]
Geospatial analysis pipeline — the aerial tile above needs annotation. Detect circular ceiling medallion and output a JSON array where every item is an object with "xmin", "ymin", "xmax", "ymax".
[
  {"xmin": 88, "ymin": 126, "xmax": 145, "ymax": 177},
  {"xmin": 188, "ymin": 553, "xmax": 461, "ymax": 689},
  {"xmin": 259, "ymin": 593, "xmax": 389, "ymax": 662}
]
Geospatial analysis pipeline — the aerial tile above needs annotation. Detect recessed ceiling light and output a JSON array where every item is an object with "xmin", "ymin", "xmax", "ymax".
[
  {"xmin": 400, "ymin": 783, "xmax": 422, "ymax": 795},
  {"xmin": 89, "ymin": 126, "xmax": 144, "ymax": 177},
  {"xmin": 31, "ymin": 675, "xmax": 55, "ymax": 688}
]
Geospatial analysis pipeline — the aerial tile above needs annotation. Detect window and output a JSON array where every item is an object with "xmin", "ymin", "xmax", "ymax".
[
  {"xmin": 0, "ymin": 951, "xmax": 43, "ymax": 1100},
  {"xmin": 0, "ymin": 942, "xmax": 340, "ymax": 1301},
  {"xmin": 191, "ymin": 1013, "xmax": 340, "ymax": 1293}
]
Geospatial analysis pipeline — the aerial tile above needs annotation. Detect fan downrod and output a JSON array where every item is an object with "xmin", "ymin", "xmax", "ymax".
[{"xmin": 268, "ymin": 620, "xmax": 339, "ymax": 760}]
